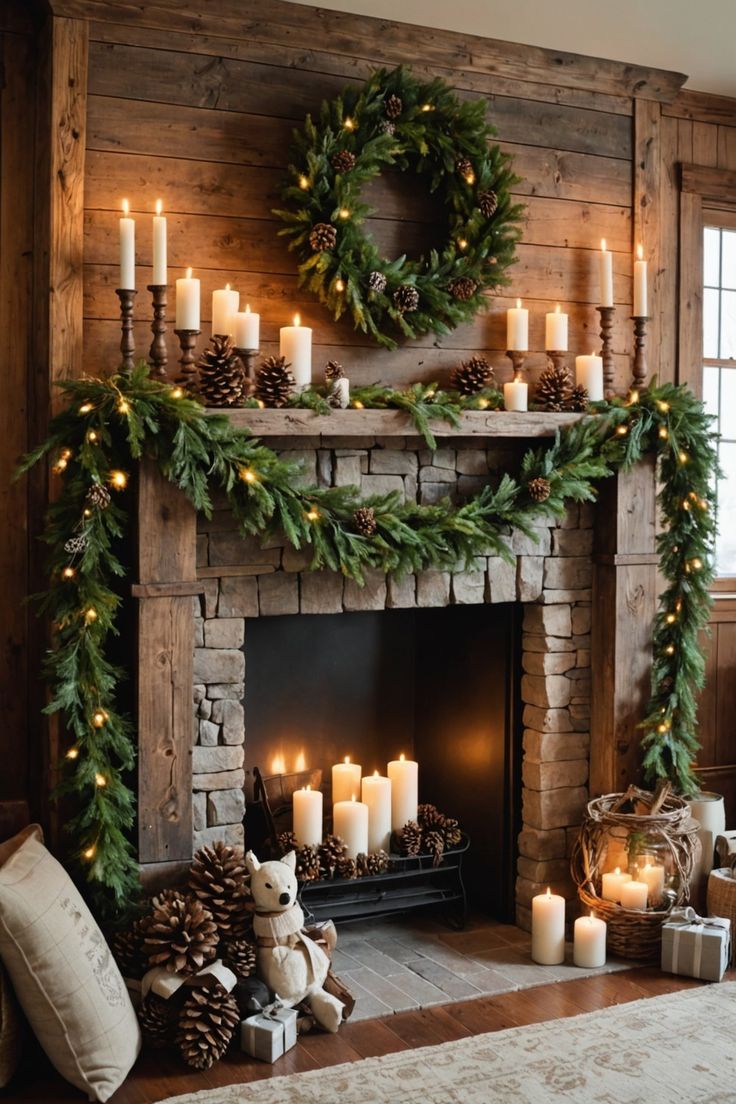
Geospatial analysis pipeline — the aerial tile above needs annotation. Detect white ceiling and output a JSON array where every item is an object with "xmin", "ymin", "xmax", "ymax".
[{"xmin": 299, "ymin": 0, "xmax": 736, "ymax": 98}]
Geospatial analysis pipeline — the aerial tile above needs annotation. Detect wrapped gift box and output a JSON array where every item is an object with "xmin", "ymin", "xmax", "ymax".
[
  {"xmin": 241, "ymin": 1007, "xmax": 298, "ymax": 1063},
  {"xmin": 661, "ymin": 909, "xmax": 731, "ymax": 982}
]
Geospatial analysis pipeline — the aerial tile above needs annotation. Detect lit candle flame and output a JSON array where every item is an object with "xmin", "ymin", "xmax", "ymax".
[
  {"xmin": 614, "ymin": 867, "xmax": 621, "ymax": 875},
  {"xmin": 555, "ymin": 303, "xmax": 561, "ymax": 314},
  {"xmin": 305, "ymin": 784, "xmax": 311, "ymax": 791},
  {"xmin": 294, "ymin": 313, "xmax": 301, "ymax": 326},
  {"xmin": 399, "ymin": 753, "xmax": 405, "ymax": 762},
  {"xmin": 351, "ymin": 794, "xmax": 356, "ymax": 802},
  {"xmin": 637, "ymin": 243, "xmax": 644, "ymax": 261},
  {"xmin": 601, "ymin": 238, "xmax": 607, "ymax": 251},
  {"xmin": 344, "ymin": 756, "xmax": 350, "ymax": 764},
  {"xmin": 373, "ymin": 769, "xmax": 379, "ymax": 777},
  {"xmin": 546, "ymin": 886, "xmax": 551, "ymax": 897},
  {"xmin": 516, "ymin": 297, "xmax": 522, "ymax": 309},
  {"xmin": 245, "ymin": 304, "xmax": 251, "ymax": 314},
  {"xmin": 225, "ymin": 282, "xmax": 230, "ymax": 291},
  {"xmin": 186, "ymin": 266, "xmax": 193, "ymax": 279},
  {"xmin": 122, "ymin": 199, "xmax": 130, "ymax": 216},
  {"xmin": 155, "ymin": 199, "xmax": 163, "ymax": 216}
]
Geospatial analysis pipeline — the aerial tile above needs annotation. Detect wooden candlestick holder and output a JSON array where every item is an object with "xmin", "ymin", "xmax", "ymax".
[
  {"xmin": 235, "ymin": 347, "xmax": 259, "ymax": 398},
  {"xmin": 631, "ymin": 315, "xmax": 650, "ymax": 390},
  {"xmin": 116, "ymin": 288, "xmax": 137, "ymax": 374},
  {"xmin": 147, "ymin": 285, "xmax": 168, "ymax": 379},
  {"xmin": 597, "ymin": 305, "xmax": 616, "ymax": 398},
  {"xmin": 506, "ymin": 350, "xmax": 526, "ymax": 376},
  {"xmin": 546, "ymin": 350, "xmax": 568, "ymax": 375},
  {"xmin": 174, "ymin": 329, "xmax": 200, "ymax": 387}
]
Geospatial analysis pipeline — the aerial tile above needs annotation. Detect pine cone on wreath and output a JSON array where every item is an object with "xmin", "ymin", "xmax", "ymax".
[
  {"xmin": 449, "ymin": 276, "xmax": 478, "ymax": 302},
  {"xmin": 478, "ymin": 190, "xmax": 498, "ymax": 218},
  {"xmin": 188, "ymin": 841, "xmax": 252, "ymax": 942},
  {"xmin": 196, "ymin": 335, "xmax": 246, "ymax": 408},
  {"xmin": 176, "ymin": 983, "xmax": 240, "ymax": 1071},
  {"xmin": 455, "ymin": 157, "xmax": 474, "ymax": 180},
  {"xmin": 527, "ymin": 476, "xmax": 552, "ymax": 504},
  {"xmin": 138, "ymin": 993, "xmax": 178, "ymax": 1049},
  {"xmin": 450, "ymin": 355, "xmax": 494, "ymax": 396},
  {"xmin": 565, "ymin": 384, "xmax": 589, "ymax": 413},
  {"xmin": 384, "ymin": 93, "xmax": 403, "ymax": 118},
  {"xmin": 277, "ymin": 831, "xmax": 298, "ymax": 856},
  {"xmin": 295, "ymin": 844, "xmax": 321, "ymax": 882},
  {"xmin": 336, "ymin": 855, "xmax": 358, "ymax": 880},
  {"xmin": 86, "ymin": 482, "xmax": 111, "ymax": 511},
  {"xmin": 309, "ymin": 222, "xmax": 337, "ymax": 252},
  {"xmin": 378, "ymin": 120, "xmax": 396, "ymax": 136},
  {"xmin": 143, "ymin": 892, "xmax": 218, "ymax": 976},
  {"xmin": 318, "ymin": 834, "xmax": 348, "ymax": 879},
  {"xmin": 535, "ymin": 363, "xmax": 573, "ymax": 412},
  {"xmin": 324, "ymin": 360, "xmax": 345, "ymax": 382},
  {"xmin": 112, "ymin": 919, "xmax": 147, "ymax": 980},
  {"xmin": 399, "ymin": 820, "xmax": 422, "ymax": 857},
  {"xmin": 423, "ymin": 829, "xmax": 445, "ymax": 868},
  {"xmin": 358, "ymin": 850, "xmax": 389, "ymax": 876},
  {"xmin": 221, "ymin": 938, "xmax": 257, "ymax": 980},
  {"xmin": 368, "ymin": 270, "xmax": 388, "ymax": 293},
  {"xmin": 393, "ymin": 284, "xmax": 419, "ymax": 314},
  {"xmin": 255, "ymin": 356, "xmax": 296, "ymax": 408},
  {"xmin": 443, "ymin": 817, "xmax": 462, "ymax": 849},
  {"xmin": 353, "ymin": 506, "xmax": 377, "ymax": 537},
  {"xmin": 417, "ymin": 804, "xmax": 445, "ymax": 832},
  {"xmin": 64, "ymin": 534, "xmax": 88, "ymax": 555},
  {"xmin": 331, "ymin": 150, "xmax": 356, "ymax": 173}
]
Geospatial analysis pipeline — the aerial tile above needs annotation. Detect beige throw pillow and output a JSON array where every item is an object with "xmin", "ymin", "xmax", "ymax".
[{"xmin": 0, "ymin": 825, "xmax": 141, "ymax": 1101}]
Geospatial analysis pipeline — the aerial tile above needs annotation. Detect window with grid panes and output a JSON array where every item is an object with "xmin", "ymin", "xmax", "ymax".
[{"xmin": 703, "ymin": 222, "xmax": 736, "ymax": 580}]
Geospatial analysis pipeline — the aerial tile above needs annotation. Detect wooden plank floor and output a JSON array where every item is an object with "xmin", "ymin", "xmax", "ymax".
[{"xmin": 8, "ymin": 966, "xmax": 731, "ymax": 1103}]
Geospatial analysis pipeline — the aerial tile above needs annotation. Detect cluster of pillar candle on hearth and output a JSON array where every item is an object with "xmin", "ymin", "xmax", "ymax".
[{"xmin": 291, "ymin": 754, "xmax": 418, "ymax": 860}]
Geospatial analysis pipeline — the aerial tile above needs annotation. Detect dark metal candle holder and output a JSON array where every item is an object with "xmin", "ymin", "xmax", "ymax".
[
  {"xmin": 597, "ymin": 305, "xmax": 616, "ymax": 398},
  {"xmin": 505, "ymin": 350, "xmax": 526, "ymax": 376},
  {"xmin": 116, "ymin": 288, "xmax": 137, "ymax": 374},
  {"xmin": 147, "ymin": 284, "xmax": 168, "ymax": 379},
  {"xmin": 174, "ymin": 329, "xmax": 200, "ymax": 387},
  {"xmin": 631, "ymin": 315, "xmax": 650, "ymax": 390}
]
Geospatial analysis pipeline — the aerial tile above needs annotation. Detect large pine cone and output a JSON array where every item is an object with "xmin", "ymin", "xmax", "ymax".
[
  {"xmin": 177, "ymin": 983, "xmax": 240, "ymax": 1071},
  {"xmin": 527, "ymin": 476, "xmax": 552, "ymax": 503},
  {"xmin": 358, "ymin": 850, "xmax": 389, "ymax": 877},
  {"xmin": 318, "ymin": 834, "xmax": 348, "ymax": 879},
  {"xmin": 449, "ymin": 276, "xmax": 478, "ymax": 302},
  {"xmin": 353, "ymin": 506, "xmax": 377, "ymax": 537},
  {"xmin": 384, "ymin": 93, "xmax": 403, "ymax": 118},
  {"xmin": 255, "ymin": 355, "xmax": 296, "ymax": 408},
  {"xmin": 324, "ymin": 360, "xmax": 344, "ymax": 382},
  {"xmin": 188, "ymin": 841, "xmax": 252, "ymax": 942},
  {"xmin": 336, "ymin": 855, "xmax": 357, "ymax": 880},
  {"xmin": 331, "ymin": 150, "xmax": 356, "ymax": 173},
  {"xmin": 143, "ymin": 891, "xmax": 218, "ymax": 976},
  {"xmin": 112, "ymin": 919, "xmax": 147, "ymax": 980},
  {"xmin": 393, "ymin": 285, "xmax": 419, "ymax": 314},
  {"xmin": 423, "ymin": 829, "xmax": 445, "ymax": 868},
  {"xmin": 86, "ymin": 482, "xmax": 111, "ymax": 511},
  {"xmin": 566, "ymin": 384, "xmax": 589, "ymax": 412},
  {"xmin": 399, "ymin": 820, "xmax": 422, "ymax": 857},
  {"xmin": 138, "ymin": 993, "xmax": 178, "ymax": 1049},
  {"xmin": 417, "ymin": 804, "xmax": 445, "ymax": 832},
  {"xmin": 443, "ymin": 817, "xmax": 462, "ymax": 848},
  {"xmin": 309, "ymin": 222, "xmax": 337, "ymax": 252},
  {"xmin": 276, "ymin": 831, "xmax": 298, "ymax": 856},
  {"xmin": 295, "ymin": 844, "xmax": 321, "ymax": 882},
  {"xmin": 221, "ymin": 938, "xmax": 257, "ymax": 980},
  {"xmin": 535, "ymin": 363, "xmax": 573, "ymax": 412},
  {"xmin": 197, "ymin": 335, "xmax": 246, "ymax": 408},
  {"xmin": 478, "ymin": 190, "xmax": 498, "ymax": 218},
  {"xmin": 450, "ymin": 355, "xmax": 494, "ymax": 396}
]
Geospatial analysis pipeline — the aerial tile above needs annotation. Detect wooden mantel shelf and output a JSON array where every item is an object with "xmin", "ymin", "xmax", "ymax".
[{"xmin": 211, "ymin": 409, "xmax": 583, "ymax": 439}]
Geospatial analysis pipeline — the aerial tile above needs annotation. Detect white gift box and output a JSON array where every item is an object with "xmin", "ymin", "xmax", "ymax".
[
  {"xmin": 661, "ymin": 908, "xmax": 731, "ymax": 982},
  {"xmin": 241, "ymin": 1006, "xmax": 298, "ymax": 1063}
]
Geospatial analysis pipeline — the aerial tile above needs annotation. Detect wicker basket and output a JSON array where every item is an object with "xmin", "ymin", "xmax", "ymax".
[
  {"xmin": 707, "ymin": 860, "xmax": 736, "ymax": 965},
  {"xmin": 570, "ymin": 786, "xmax": 699, "ymax": 962}
]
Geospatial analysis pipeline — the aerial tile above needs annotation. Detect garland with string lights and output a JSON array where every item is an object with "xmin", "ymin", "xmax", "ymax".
[
  {"xmin": 17, "ymin": 366, "xmax": 716, "ymax": 915},
  {"xmin": 274, "ymin": 66, "xmax": 523, "ymax": 349}
]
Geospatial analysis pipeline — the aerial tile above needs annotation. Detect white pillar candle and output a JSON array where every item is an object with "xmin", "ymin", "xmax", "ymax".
[
  {"xmin": 233, "ymin": 304, "xmax": 260, "ymax": 350},
  {"xmin": 119, "ymin": 199, "xmax": 135, "ymax": 291},
  {"xmin": 620, "ymin": 879, "xmax": 649, "ymax": 911},
  {"xmin": 333, "ymin": 795, "xmax": 369, "ymax": 859},
  {"xmin": 634, "ymin": 243, "xmax": 648, "ymax": 316},
  {"xmin": 503, "ymin": 375, "xmax": 528, "ymax": 412},
  {"xmin": 639, "ymin": 861, "xmax": 666, "ymax": 907},
  {"xmin": 152, "ymin": 199, "xmax": 167, "ymax": 286},
  {"xmin": 601, "ymin": 867, "xmax": 632, "ymax": 903},
  {"xmin": 361, "ymin": 771, "xmax": 392, "ymax": 853},
  {"xmin": 599, "ymin": 238, "xmax": 613, "ymax": 308},
  {"xmin": 545, "ymin": 304, "xmax": 568, "ymax": 351},
  {"xmin": 292, "ymin": 785, "xmax": 323, "ymax": 848},
  {"xmin": 212, "ymin": 284, "xmax": 240, "ymax": 337},
  {"xmin": 175, "ymin": 267, "xmax": 200, "ymax": 330},
  {"xmin": 531, "ymin": 887, "xmax": 566, "ymax": 965},
  {"xmin": 387, "ymin": 753, "xmax": 418, "ymax": 831},
  {"xmin": 573, "ymin": 912, "xmax": 607, "ymax": 968},
  {"xmin": 506, "ymin": 298, "xmax": 528, "ymax": 351},
  {"xmin": 575, "ymin": 352, "xmax": 604, "ymax": 402},
  {"xmin": 332, "ymin": 756, "xmax": 362, "ymax": 807},
  {"xmin": 280, "ymin": 313, "xmax": 312, "ymax": 389}
]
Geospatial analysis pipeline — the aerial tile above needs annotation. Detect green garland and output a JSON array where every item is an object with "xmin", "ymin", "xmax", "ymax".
[
  {"xmin": 274, "ymin": 66, "xmax": 523, "ymax": 349},
  {"xmin": 18, "ymin": 367, "xmax": 717, "ymax": 915}
]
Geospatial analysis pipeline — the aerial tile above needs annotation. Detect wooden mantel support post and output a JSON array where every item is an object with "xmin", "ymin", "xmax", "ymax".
[
  {"xmin": 133, "ymin": 459, "xmax": 200, "ymax": 889},
  {"xmin": 590, "ymin": 457, "xmax": 659, "ymax": 795}
]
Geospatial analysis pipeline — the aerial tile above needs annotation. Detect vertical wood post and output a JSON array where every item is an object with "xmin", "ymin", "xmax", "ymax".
[
  {"xmin": 633, "ymin": 99, "xmax": 662, "ymax": 385},
  {"xmin": 590, "ymin": 458, "xmax": 659, "ymax": 795}
]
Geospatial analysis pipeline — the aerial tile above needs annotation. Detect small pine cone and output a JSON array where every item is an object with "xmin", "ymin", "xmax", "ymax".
[
  {"xmin": 450, "ymin": 355, "xmax": 494, "ymax": 396},
  {"xmin": 176, "ymin": 983, "xmax": 240, "ymax": 1071},
  {"xmin": 443, "ymin": 818, "xmax": 462, "ymax": 848},
  {"xmin": 527, "ymin": 476, "xmax": 552, "ymax": 504},
  {"xmin": 378, "ymin": 120, "xmax": 396, "ymax": 136},
  {"xmin": 358, "ymin": 850, "xmax": 389, "ymax": 877},
  {"xmin": 400, "ymin": 820, "xmax": 422, "ymax": 857},
  {"xmin": 368, "ymin": 270, "xmax": 387, "ymax": 293},
  {"xmin": 449, "ymin": 276, "xmax": 478, "ymax": 302},
  {"xmin": 196, "ymin": 335, "xmax": 246, "ymax": 408},
  {"xmin": 143, "ymin": 891, "xmax": 218, "ymax": 976},
  {"xmin": 393, "ymin": 284, "xmax": 419, "ymax": 314},
  {"xmin": 112, "ymin": 919, "xmax": 147, "ymax": 980},
  {"xmin": 336, "ymin": 856, "xmax": 357, "ymax": 880},
  {"xmin": 384, "ymin": 93, "xmax": 403, "ymax": 118},
  {"xmin": 318, "ymin": 834, "xmax": 348, "ymax": 879},
  {"xmin": 139, "ymin": 993, "xmax": 178, "ymax": 1049},
  {"xmin": 423, "ymin": 829, "xmax": 445, "ymax": 867},
  {"xmin": 353, "ymin": 506, "xmax": 377, "ymax": 537},
  {"xmin": 309, "ymin": 222, "xmax": 337, "ymax": 252},
  {"xmin": 331, "ymin": 150, "xmax": 356, "ymax": 173},
  {"xmin": 277, "ymin": 831, "xmax": 298, "ymax": 856},
  {"xmin": 295, "ymin": 844, "xmax": 321, "ymax": 882},
  {"xmin": 417, "ymin": 804, "xmax": 445, "ymax": 831},
  {"xmin": 478, "ymin": 190, "xmax": 498, "ymax": 218},
  {"xmin": 255, "ymin": 355, "xmax": 296, "ymax": 408},
  {"xmin": 64, "ymin": 533, "xmax": 88, "ymax": 555},
  {"xmin": 535, "ymin": 363, "xmax": 573, "ymax": 411},
  {"xmin": 565, "ymin": 384, "xmax": 589, "ymax": 413},
  {"xmin": 86, "ymin": 483, "xmax": 111, "ymax": 510},
  {"xmin": 221, "ymin": 938, "xmax": 257, "ymax": 980},
  {"xmin": 455, "ymin": 157, "xmax": 474, "ymax": 180},
  {"xmin": 188, "ymin": 841, "xmax": 252, "ymax": 942},
  {"xmin": 324, "ymin": 360, "xmax": 344, "ymax": 382}
]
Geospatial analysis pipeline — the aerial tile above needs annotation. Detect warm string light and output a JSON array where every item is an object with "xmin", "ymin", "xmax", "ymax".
[
  {"xmin": 458, "ymin": 238, "xmax": 468, "ymax": 251},
  {"xmin": 66, "ymin": 746, "xmax": 79, "ymax": 760},
  {"xmin": 678, "ymin": 451, "xmax": 689, "ymax": 465},
  {"xmin": 87, "ymin": 430, "xmax": 99, "ymax": 444},
  {"xmin": 658, "ymin": 426, "xmax": 669, "ymax": 440},
  {"xmin": 95, "ymin": 773, "xmax": 107, "ymax": 787},
  {"xmin": 84, "ymin": 607, "xmax": 98, "ymax": 624},
  {"xmin": 298, "ymin": 174, "xmax": 310, "ymax": 190},
  {"xmin": 109, "ymin": 470, "xmax": 128, "ymax": 490},
  {"xmin": 421, "ymin": 103, "xmax": 433, "ymax": 112},
  {"xmin": 118, "ymin": 399, "xmax": 130, "ymax": 415},
  {"xmin": 343, "ymin": 116, "xmax": 355, "ymax": 130},
  {"xmin": 352, "ymin": 399, "xmax": 364, "ymax": 409},
  {"xmin": 79, "ymin": 402, "xmax": 93, "ymax": 415},
  {"xmin": 92, "ymin": 710, "xmax": 107, "ymax": 728},
  {"xmin": 477, "ymin": 397, "xmax": 489, "ymax": 409},
  {"xmin": 338, "ymin": 207, "xmax": 351, "ymax": 220},
  {"xmin": 170, "ymin": 387, "xmax": 184, "ymax": 399},
  {"xmin": 61, "ymin": 566, "xmax": 76, "ymax": 581},
  {"xmin": 83, "ymin": 845, "xmax": 96, "ymax": 861},
  {"xmin": 239, "ymin": 467, "xmax": 258, "ymax": 484},
  {"xmin": 616, "ymin": 425, "xmax": 628, "ymax": 436},
  {"xmin": 335, "ymin": 277, "xmax": 345, "ymax": 293},
  {"xmin": 306, "ymin": 508, "xmax": 320, "ymax": 522}
]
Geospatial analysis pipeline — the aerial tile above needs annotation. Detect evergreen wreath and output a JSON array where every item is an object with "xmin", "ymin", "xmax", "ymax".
[
  {"xmin": 17, "ymin": 368, "xmax": 717, "ymax": 916},
  {"xmin": 274, "ymin": 66, "xmax": 523, "ymax": 349}
]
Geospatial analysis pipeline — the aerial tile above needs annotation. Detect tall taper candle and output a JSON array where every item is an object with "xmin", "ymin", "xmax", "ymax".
[
  {"xmin": 176, "ymin": 267, "xmax": 200, "ymax": 331},
  {"xmin": 212, "ymin": 284, "xmax": 239, "ymax": 337},
  {"xmin": 387, "ymin": 753, "xmax": 418, "ymax": 831},
  {"xmin": 292, "ymin": 785, "xmax": 323, "ymax": 848},
  {"xmin": 531, "ymin": 887, "xmax": 565, "ymax": 965},
  {"xmin": 280, "ymin": 313, "xmax": 312, "ymax": 389},
  {"xmin": 361, "ymin": 771, "xmax": 392, "ymax": 853},
  {"xmin": 119, "ymin": 199, "xmax": 135, "ymax": 291},
  {"xmin": 332, "ymin": 756, "xmax": 362, "ymax": 807},
  {"xmin": 599, "ymin": 238, "xmax": 613, "ymax": 308},
  {"xmin": 634, "ymin": 243, "xmax": 648, "ymax": 316},
  {"xmin": 152, "ymin": 199, "xmax": 167, "ymax": 286},
  {"xmin": 506, "ymin": 298, "xmax": 528, "ymax": 351},
  {"xmin": 545, "ymin": 304, "xmax": 568, "ymax": 351}
]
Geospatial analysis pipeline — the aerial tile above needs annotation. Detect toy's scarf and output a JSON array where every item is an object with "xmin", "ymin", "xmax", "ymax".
[{"xmin": 253, "ymin": 903, "xmax": 328, "ymax": 979}]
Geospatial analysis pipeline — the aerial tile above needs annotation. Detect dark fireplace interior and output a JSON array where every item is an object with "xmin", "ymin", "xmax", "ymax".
[{"xmin": 244, "ymin": 603, "xmax": 523, "ymax": 920}]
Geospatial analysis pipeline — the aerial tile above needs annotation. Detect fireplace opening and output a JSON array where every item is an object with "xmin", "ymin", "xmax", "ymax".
[{"xmin": 243, "ymin": 602, "xmax": 522, "ymax": 920}]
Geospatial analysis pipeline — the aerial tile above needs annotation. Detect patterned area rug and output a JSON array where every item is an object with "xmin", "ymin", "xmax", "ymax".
[{"xmin": 161, "ymin": 984, "xmax": 736, "ymax": 1104}]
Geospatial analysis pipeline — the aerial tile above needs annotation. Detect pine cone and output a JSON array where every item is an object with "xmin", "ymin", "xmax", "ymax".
[
  {"xmin": 423, "ymin": 829, "xmax": 445, "ymax": 867},
  {"xmin": 443, "ymin": 817, "xmax": 462, "ymax": 848},
  {"xmin": 455, "ymin": 157, "xmax": 474, "ymax": 180},
  {"xmin": 221, "ymin": 938, "xmax": 257, "ymax": 980},
  {"xmin": 384, "ymin": 93, "xmax": 403, "ymax": 118},
  {"xmin": 368, "ymin": 271, "xmax": 387, "ymax": 293},
  {"xmin": 399, "ymin": 820, "xmax": 422, "ymax": 857},
  {"xmin": 112, "ymin": 919, "xmax": 147, "ymax": 980},
  {"xmin": 336, "ymin": 856, "xmax": 357, "ymax": 880},
  {"xmin": 393, "ymin": 285, "xmax": 419, "ymax": 314},
  {"xmin": 64, "ymin": 534, "xmax": 88, "ymax": 555},
  {"xmin": 528, "ymin": 476, "xmax": 552, "ymax": 503},
  {"xmin": 417, "ymin": 804, "xmax": 445, "ymax": 831},
  {"xmin": 86, "ymin": 483, "xmax": 111, "ymax": 510},
  {"xmin": 478, "ymin": 190, "xmax": 498, "ymax": 218},
  {"xmin": 353, "ymin": 506, "xmax": 377, "ymax": 537},
  {"xmin": 188, "ymin": 841, "xmax": 252, "ymax": 942},
  {"xmin": 535, "ymin": 363, "xmax": 573, "ymax": 411},
  {"xmin": 324, "ymin": 360, "xmax": 344, "ymax": 382},
  {"xmin": 331, "ymin": 150, "xmax": 356, "ymax": 173},
  {"xmin": 277, "ymin": 831, "xmax": 298, "ymax": 857},
  {"xmin": 450, "ymin": 355, "xmax": 494, "ymax": 396},
  {"xmin": 296, "ymin": 844, "xmax": 321, "ymax": 882},
  {"xmin": 358, "ymin": 850, "xmax": 389, "ymax": 876},
  {"xmin": 566, "ymin": 384, "xmax": 589, "ymax": 412},
  {"xmin": 309, "ymin": 222, "xmax": 337, "ymax": 252},
  {"xmin": 176, "ymin": 983, "xmax": 240, "ymax": 1071},
  {"xmin": 378, "ymin": 120, "xmax": 396, "ymax": 136},
  {"xmin": 318, "ymin": 834, "xmax": 348, "ymax": 879},
  {"xmin": 139, "ymin": 993, "xmax": 178, "ymax": 1049},
  {"xmin": 449, "ymin": 276, "xmax": 478, "ymax": 301},
  {"xmin": 255, "ymin": 356, "xmax": 296, "ymax": 408},
  {"xmin": 196, "ymin": 335, "xmax": 246, "ymax": 408},
  {"xmin": 143, "ymin": 891, "xmax": 218, "ymax": 976}
]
